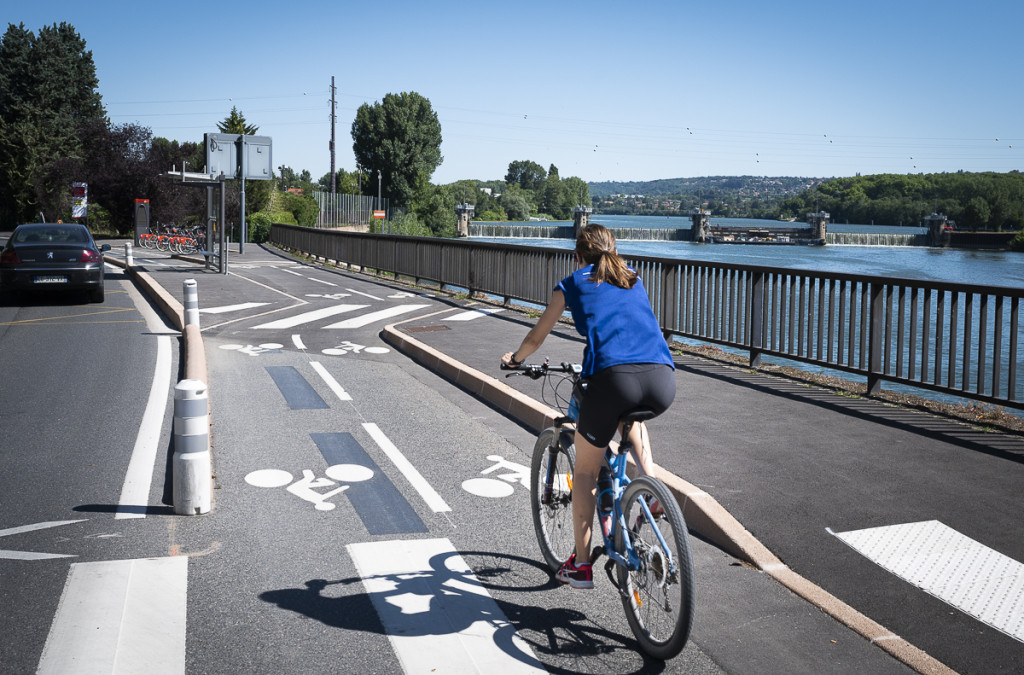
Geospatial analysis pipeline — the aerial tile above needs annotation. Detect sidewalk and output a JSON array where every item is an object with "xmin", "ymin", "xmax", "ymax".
[{"xmin": 116, "ymin": 243, "xmax": 1024, "ymax": 675}]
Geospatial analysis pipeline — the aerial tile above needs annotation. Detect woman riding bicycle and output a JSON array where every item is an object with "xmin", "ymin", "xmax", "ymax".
[{"xmin": 502, "ymin": 223, "xmax": 675, "ymax": 589}]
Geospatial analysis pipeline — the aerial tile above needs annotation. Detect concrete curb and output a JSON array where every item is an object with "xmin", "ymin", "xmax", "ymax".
[{"xmin": 381, "ymin": 316, "xmax": 956, "ymax": 675}]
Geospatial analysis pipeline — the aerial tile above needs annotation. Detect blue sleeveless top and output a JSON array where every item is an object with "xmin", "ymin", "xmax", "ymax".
[{"xmin": 557, "ymin": 265, "xmax": 674, "ymax": 377}]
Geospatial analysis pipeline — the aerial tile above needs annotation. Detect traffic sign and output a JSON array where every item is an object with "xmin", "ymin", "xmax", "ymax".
[{"xmin": 373, "ymin": 210, "xmax": 386, "ymax": 219}]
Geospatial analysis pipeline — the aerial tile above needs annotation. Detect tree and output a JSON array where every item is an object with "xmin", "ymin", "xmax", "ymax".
[
  {"xmin": 217, "ymin": 106, "xmax": 258, "ymax": 135},
  {"xmin": 351, "ymin": 91, "xmax": 442, "ymax": 209},
  {"xmin": 961, "ymin": 197, "xmax": 991, "ymax": 231},
  {"xmin": 0, "ymin": 22, "xmax": 105, "ymax": 225},
  {"xmin": 499, "ymin": 184, "xmax": 533, "ymax": 221},
  {"xmin": 505, "ymin": 160, "xmax": 546, "ymax": 193}
]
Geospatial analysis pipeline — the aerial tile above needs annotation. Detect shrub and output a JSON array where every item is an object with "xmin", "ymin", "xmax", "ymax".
[{"xmin": 248, "ymin": 212, "xmax": 272, "ymax": 243}]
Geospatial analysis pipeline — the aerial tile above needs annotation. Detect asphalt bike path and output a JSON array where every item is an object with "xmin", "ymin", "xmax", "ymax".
[{"xmin": 101, "ymin": 241, "xmax": 1021, "ymax": 673}]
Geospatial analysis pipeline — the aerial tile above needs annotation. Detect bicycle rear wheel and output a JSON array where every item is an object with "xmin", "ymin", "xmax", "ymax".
[
  {"xmin": 530, "ymin": 428, "xmax": 576, "ymax": 572},
  {"xmin": 615, "ymin": 475, "xmax": 695, "ymax": 660}
]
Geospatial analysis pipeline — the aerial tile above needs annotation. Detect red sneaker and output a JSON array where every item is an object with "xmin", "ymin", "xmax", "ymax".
[{"xmin": 555, "ymin": 553, "xmax": 594, "ymax": 589}]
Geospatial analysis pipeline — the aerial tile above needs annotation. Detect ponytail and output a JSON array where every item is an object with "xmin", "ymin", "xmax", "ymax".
[{"xmin": 575, "ymin": 224, "xmax": 637, "ymax": 289}]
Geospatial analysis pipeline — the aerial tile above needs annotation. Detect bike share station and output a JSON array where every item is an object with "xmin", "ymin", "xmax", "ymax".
[{"xmin": 164, "ymin": 133, "xmax": 272, "ymax": 274}]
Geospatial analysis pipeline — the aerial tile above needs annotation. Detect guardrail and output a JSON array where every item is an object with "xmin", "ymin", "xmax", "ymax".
[{"xmin": 272, "ymin": 224, "xmax": 1024, "ymax": 410}]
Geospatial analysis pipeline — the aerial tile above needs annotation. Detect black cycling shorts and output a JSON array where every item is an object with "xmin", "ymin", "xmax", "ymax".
[{"xmin": 575, "ymin": 363, "xmax": 676, "ymax": 447}]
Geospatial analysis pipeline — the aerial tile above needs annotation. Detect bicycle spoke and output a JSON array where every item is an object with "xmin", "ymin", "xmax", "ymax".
[
  {"xmin": 615, "ymin": 476, "xmax": 695, "ymax": 660},
  {"xmin": 530, "ymin": 428, "xmax": 575, "ymax": 572}
]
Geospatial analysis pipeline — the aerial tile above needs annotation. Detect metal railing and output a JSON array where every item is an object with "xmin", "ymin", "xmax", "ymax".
[{"xmin": 272, "ymin": 224, "xmax": 1024, "ymax": 410}]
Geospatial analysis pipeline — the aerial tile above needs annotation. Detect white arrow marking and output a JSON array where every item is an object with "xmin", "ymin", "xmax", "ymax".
[{"xmin": 0, "ymin": 520, "xmax": 86, "ymax": 560}]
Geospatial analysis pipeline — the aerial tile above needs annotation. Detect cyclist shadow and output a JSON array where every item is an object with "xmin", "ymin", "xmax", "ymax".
[{"xmin": 259, "ymin": 549, "xmax": 666, "ymax": 674}]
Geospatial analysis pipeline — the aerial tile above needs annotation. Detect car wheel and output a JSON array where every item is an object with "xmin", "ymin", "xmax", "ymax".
[{"xmin": 90, "ymin": 286, "xmax": 104, "ymax": 303}]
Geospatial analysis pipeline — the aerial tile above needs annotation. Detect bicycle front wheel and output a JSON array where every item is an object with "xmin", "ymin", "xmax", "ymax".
[
  {"xmin": 615, "ymin": 475, "xmax": 695, "ymax": 660},
  {"xmin": 530, "ymin": 428, "xmax": 576, "ymax": 572}
]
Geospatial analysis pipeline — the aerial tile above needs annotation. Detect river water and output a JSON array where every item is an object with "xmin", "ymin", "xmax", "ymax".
[
  {"xmin": 473, "ymin": 214, "xmax": 1024, "ymax": 289},
  {"xmin": 473, "ymin": 214, "xmax": 1024, "ymax": 411}
]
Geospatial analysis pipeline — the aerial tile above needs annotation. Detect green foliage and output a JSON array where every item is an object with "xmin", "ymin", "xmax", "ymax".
[
  {"xmin": 499, "ymin": 184, "xmax": 533, "ymax": 221},
  {"xmin": 0, "ymin": 22, "xmax": 105, "ymax": 225},
  {"xmin": 247, "ymin": 212, "xmax": 272, "ymax": 243},
  {"xmin": 378, "ymin": 211, "xmax": 432, "ymax": 236},
  {"xmin": 800, "ymin": 172, "xmax": 1024, "ymax": 228},
  {"xmin": 1010, "ymin": 227, "xmax": 1024, "ymax": 252},
  {"xmin": 281, "ymin": 191, "xmax": 318, "ymax": 228},
  {"xmin": 217, "ymin": 106, "xmax": 258, "ymax": 135},
  {"xmin": 476, "ymin": 208, "xmax": 507, "ymax": 221},
  {"xmin": 505, "ymin": 160, "xmax": 546, "ymax": 193},
  {"xmin": 351, "ymin": 91, "xmax": 443, "ymax": 210},
  {"xmin": 267, "ymin": 210, "xmax": 297, "ymax": 226}
]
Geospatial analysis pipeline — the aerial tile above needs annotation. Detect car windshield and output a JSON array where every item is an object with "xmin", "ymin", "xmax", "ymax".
[{"xmin": 13, "ymin": 226, "xmax": 89, "ymax": 244}]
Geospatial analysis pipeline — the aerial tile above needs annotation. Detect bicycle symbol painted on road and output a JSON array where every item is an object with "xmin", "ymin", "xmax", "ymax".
[
  {"xmin": 461, "ymin": 455, "xmax": 530, "ymax": 499},
  {"xmin": 306, "ymin": 293, "xmax": 352, "ymax": 300},
  {"xmin": 219, "ymin": 343, "xmax": 284, "ymax": 356},
  {"xmin": 245, "ymin": 464, "xmax": 374, "ymax": 511},
  {"xmin": 322, "ymin": 340, "xmax": 390, "ymax": 357}
]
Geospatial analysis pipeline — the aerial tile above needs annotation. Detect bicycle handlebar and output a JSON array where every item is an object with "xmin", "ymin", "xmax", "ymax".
[{"xmin": 501, "ymin": 360, "xmax": 581, "ymax": 380}]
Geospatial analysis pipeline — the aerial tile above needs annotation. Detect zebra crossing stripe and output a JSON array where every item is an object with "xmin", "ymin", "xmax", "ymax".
[
  {"xmin": 199, "ymin": 302, "xmax": 270, "ymax": 314},
  {"xmin": 254, "ymin": 304, "xmax": 369, "ymax": 329},
  {"xmin": 443, "ymin": 307, "xmax": 504, "ymax": 321},
  {"xmin": 346, "ymin": 538, "xmax": 545, "ymax": 674},
  {"xmin": 37, "ymin": 556, "xmax": 187, "ymax": 674},
  {"xmin": 324, "ymin": 304, "xmax": 430, "ymax": 329}
]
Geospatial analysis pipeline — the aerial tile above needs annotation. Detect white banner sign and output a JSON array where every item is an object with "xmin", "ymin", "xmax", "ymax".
[{"xmin": 72, "ymin": 182, "xmax": 87, "ymax": 218}]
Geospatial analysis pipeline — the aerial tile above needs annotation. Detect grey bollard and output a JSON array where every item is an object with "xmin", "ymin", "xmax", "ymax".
[
  {"xmin": 173, "ymin": 379, "xmax": 211, "ymax": 515},
  {"xmin": 125, "ymin": 242, "xmax": 133, "ymax": 267},
  {"xmin": 183, "ymin": 278, "xmax": 200, "ymax": 327}
]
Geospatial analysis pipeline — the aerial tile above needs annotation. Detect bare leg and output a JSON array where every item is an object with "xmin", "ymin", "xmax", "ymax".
[
  {"xmin": 570, "ymin": 431, "xmax": 604, "ymax": 565},
  {"xmin": 623, "ymin": 421, "xmax": 655, "ymax": 476}
]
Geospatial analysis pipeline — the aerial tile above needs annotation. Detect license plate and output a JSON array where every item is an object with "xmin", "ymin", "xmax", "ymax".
[{"xmin": 34, "ymin": 275, "xmax": 68, "ymax": 284}]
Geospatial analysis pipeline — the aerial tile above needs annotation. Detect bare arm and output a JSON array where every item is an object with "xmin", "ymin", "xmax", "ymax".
[{"xmin": 501, "ymin": 290, "xmax": 566, "ymax": 367}]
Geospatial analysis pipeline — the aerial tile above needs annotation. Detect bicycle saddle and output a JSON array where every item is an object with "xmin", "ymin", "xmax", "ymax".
[{"xmin": 620, "ymin": 408, "xmax": 657, "ymax": 423}]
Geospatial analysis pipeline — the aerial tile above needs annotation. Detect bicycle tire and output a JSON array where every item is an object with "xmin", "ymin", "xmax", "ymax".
[
  {"xmin": 615, "ymin": 475, "xmax": 695, "ymax": 660},
  {"xmin": 156, "ymin": 235, "xmax": 170, "ymax": 251},
  {"xmin": 530, "ymin": 427, "xmax": 576, "ymax": 572}
]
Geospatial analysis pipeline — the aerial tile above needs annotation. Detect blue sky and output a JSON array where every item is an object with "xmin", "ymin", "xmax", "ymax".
[{"xmin": 9, "ymin": 1, "xmax": 1022, "ymax": 185}]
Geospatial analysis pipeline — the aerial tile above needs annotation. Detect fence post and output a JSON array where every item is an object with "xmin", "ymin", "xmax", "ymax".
[
  {"xmin": 867, "ymin": 282, "xmax": 884, "ymax": 394},
  {"xmin": 749, "ymin": 270, "xmax": 765, "ymax": 367}
]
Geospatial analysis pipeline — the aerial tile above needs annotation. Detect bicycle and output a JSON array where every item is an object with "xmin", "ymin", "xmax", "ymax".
[{"xmin": 503, "ymin": 359, "xmax": 695, "ymax": 660}]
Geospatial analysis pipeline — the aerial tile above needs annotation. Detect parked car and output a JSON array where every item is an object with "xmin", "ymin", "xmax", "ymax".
[{"xmin": 0, "ymin": 222, "xmax": 111, "ymax": 303}]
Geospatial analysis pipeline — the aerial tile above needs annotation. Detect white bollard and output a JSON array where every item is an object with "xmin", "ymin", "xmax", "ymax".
[
  {"xmin": 173, "ymin": 379, "xmax": 211, "ymax": 515},
  {"xmin": 125, "ymin": 242, "xmax": 133, "ymax": 267},
  {"xmin": 183, "ymin": 278, "xmax": 200, "ymax": 327}
]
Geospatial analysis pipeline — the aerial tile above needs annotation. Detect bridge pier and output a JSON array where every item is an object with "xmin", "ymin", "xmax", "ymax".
[
  {"xmin": 924, "ymin": 212, "xmax": 952, "ymax": 247},
  {"xmin": 806, "ymin": 211, "xmax": 829, "ymax": 244},
  {"xmin": 455, "ymin": 202, "xmax": 475, "ymax": 238},
  {"xmin": 689, "ymin": 208, "xmax": 710, "ymax": 242},
  {"xmin": 572, "ymin": 206, "xmax": 592, "ymax": 237}
]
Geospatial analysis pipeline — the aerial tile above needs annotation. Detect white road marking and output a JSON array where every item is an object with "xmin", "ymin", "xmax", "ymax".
[
  {"xmin": 37, "ymin": 556, "xmax": 187, "ymax": 675},
  {"xmin": 253, "ymin": 304, "xmax": 368, "ymax": 329},
  {"xmin": 308, "ymin": 277, "xmax": 338, "ymax": 286},
  {"xmin": 292, "ymin": 334, "xmax": 306, "ymax": 350},
  {"xmin": 282, "ymin": 268, "xmax": 304, "ymax": 277},
  {"xmin": 0, "ymin": 520, "xmax": 86, "ymax": 560},
  {"xmin": 199, "ymin": 302, "xmax": 270, "ymax": 314},
  {"xmin": 346, "ymin": 287, "xmax": 385, "ymax": 300},
  {"xmin": 346, "ymin": 538, "xmax": 545, "ymax": 674},
  {"xmin": 362, "ymin": 423, "xmax": 450, "ymax": 513},
  {"xmin": 324, "ymin": 304, "xmax": 430, "ymax": 329},
  {"xmin": 310, "ymin": 361, "xmax": 352, "ymax": 401},
  {"xmin": 443, "ymin": 308, "xmax": 505, "ymax": 321},
  {"xmin": 831, "ymin": 520, "xmax": 1024, "ymax": 642},
  {"xmin": 117, "ymin": 284, "xmax": 173, "ymax": 520}
]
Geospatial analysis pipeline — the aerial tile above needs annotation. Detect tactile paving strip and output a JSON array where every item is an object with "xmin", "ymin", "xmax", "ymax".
[{"xmin": 831, "ymin": 520, "xmax": 1024, "ymax": 643}]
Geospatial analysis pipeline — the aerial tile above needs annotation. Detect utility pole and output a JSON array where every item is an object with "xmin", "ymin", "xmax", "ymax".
[{"xmin": 329, "ymin": 76, "xmax": 337, "ymax": 195}]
